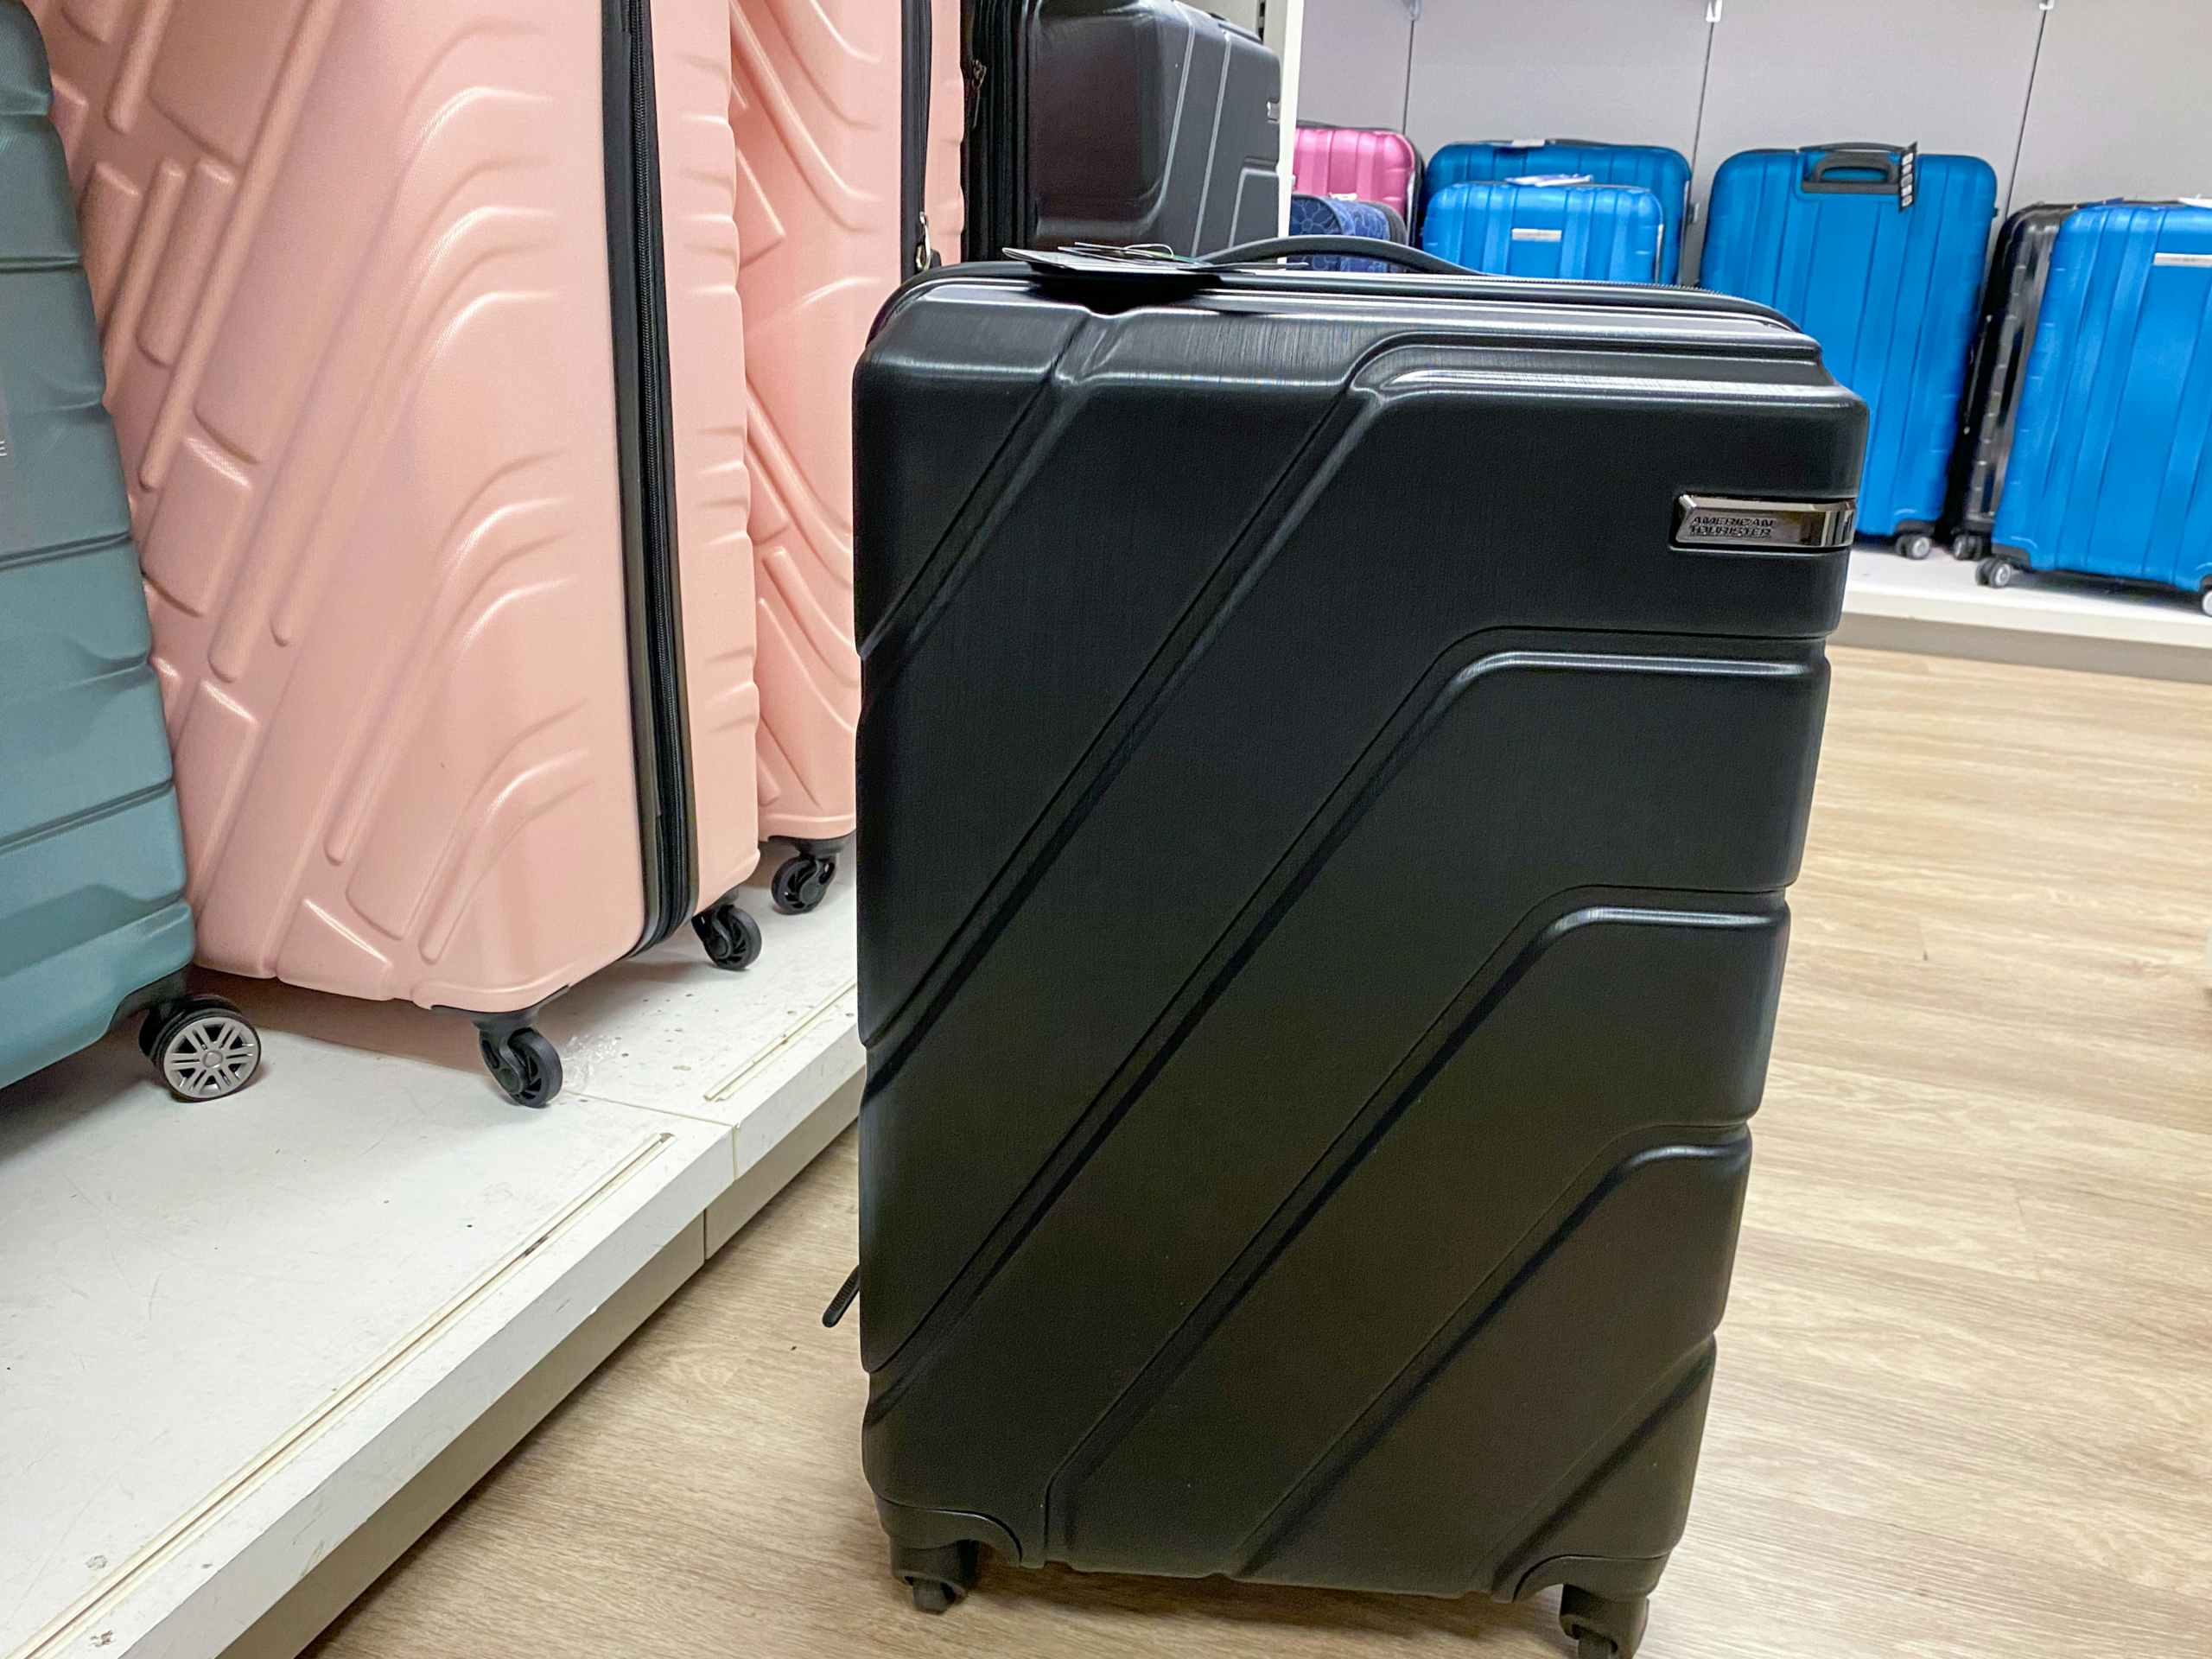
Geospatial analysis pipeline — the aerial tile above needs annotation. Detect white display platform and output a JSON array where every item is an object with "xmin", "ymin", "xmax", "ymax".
[
  {"xmin": 0, "ymin": 882, "xmax": 861, "ymax": 1659},
  {"xmin": 1838, "ymin": 545, "xmax": 2212, "ymax": 683}
]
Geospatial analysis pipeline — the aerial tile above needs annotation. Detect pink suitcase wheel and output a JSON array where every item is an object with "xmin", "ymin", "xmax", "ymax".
[
  {"xmin": 478, "ymin": 1027, "xmax": 562, "ymax": 1108},
  {"xmin": 693, "ymin": 901, "xmax": 763, "ymax": 970},
  {"xmin": 772, "ymin": 852, "xmax": 837, "ymax": 914}
]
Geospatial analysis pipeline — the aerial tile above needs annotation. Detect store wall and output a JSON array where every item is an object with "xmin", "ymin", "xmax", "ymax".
[
  {"xmin": 1297, "ymin": 0, "xmax": 2212, "ymax": 276},
  {"xmin": 2010, "ymin": 0, "xmax": 2212, "ymax": 207},
  {"xmin": 1294, "ymin": 0, "xmax": 1414, "ymax": 132},
  {"xmin": 1685, "ymin": 0, "xmax": 2043, "ymax": 273},
  {"xmin": 1403, "ymin": 0, "xmax": 1707, "ymax": 168}
]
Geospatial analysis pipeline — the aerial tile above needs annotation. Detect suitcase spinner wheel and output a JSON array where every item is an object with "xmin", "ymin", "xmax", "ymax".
[
  {"xmin": 893, "ymin": 1540, "xmax": 980, "ymax": 1613},
  {"xmin": 474, "ymin": 1020, "xmax": 564, "ymax": 1109},
  {"xmin": 769, "ymin": 839, "xmax": 846, "ymax": 915},
  {"xmin": 1950, "ymin": 531, "xmax": 1986, "ymax": 562},
  {"xmin": 1895, "ymin": 529, "xmax": 1936, "ymax": 561},
  {"xmin": 1561, "ymin": 1586, "xmax": 1651, "ymax": 1659},
  {"xmin": 693, "ymin": 901, "xmax": 766, "ymax": 970},
  {"xmin": 1977, "ymin": 556, "xmax": 2022, "ymax": 589},
  {"xmin": 137, "ymin": 995, "xmax": 263, "ymax": 1102}
]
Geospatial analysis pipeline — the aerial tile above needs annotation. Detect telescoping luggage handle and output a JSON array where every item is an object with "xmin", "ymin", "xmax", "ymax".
[{"xmin": 1804, "ymin": 142, "xmax": 1918, "ymax": 209}]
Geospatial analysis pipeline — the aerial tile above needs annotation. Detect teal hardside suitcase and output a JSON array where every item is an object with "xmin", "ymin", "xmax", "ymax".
[{"xmin": 0, "ymin": 1, "xmax": 257, "ymax": 1099}]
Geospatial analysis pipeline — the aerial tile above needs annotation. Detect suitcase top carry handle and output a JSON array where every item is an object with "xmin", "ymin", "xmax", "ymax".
[
  {"xmin": 1204, "ymin": 236, "xmax": 1475, "ymax": 277},
  {"xmin": 1803, "ymin": 143, "xmax": 1910, "ymax": 194},
  {"xmin": 974, "ymin": 242, "xmax": 1802, "ymax": 334},
  {"xmin": 1007, "ymin": 239, "xmax": 1478, "ymax": 287}
]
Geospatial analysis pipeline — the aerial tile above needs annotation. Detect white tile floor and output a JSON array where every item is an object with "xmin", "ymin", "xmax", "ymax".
[{"xmin": 0, "ymin": 879, "xmax": 860, "ymax": 1659}]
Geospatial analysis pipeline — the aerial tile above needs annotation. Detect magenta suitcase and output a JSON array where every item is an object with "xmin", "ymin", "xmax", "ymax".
[{"xmin": 1294, "ymin": 123, "xmax": 1421, "ymax": 231}]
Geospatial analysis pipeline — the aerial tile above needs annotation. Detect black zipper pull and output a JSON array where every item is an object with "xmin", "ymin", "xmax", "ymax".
[
  {"xmin": 964, "ymin": 57, "xmax": 986, "ymax": 133},
  {"xmin": 823, "ymin": 1264, "xmax": 861, "ymax": 1327}
]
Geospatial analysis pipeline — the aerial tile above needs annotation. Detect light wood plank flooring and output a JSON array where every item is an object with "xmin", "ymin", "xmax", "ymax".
[{"xmin": 311, "ymin": 647, "xmax": 2212, "ymax": 1659}]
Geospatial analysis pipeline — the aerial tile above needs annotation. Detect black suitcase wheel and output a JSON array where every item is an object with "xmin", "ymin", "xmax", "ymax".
[
  {"xmin": 771, "ymin": 852, "xmax": 836, "ymax": 914},
  {"xmin": 479, "ymin": 1027, "xmax": 562, "ymax": 1108},
  {"xmin": 1560, "ymin": 1586, "xmax": 1649, "ymax": 1659},
  {"xmin": 694, "ymin": 901, "xmax": 764, "ymax": 970},
  {"xmin": 1978, "ymin": 556, "xmax": 2021, "ymax": 589},
  {"xmin": 141, "ymin": 995, "xmax": 262, "ymax": 1101},
  {"xmin": 1950, "ymin": 530, "xmax": 1986, "ymax": 562},
  {"xmin": 893, "ymin": 1540, "xmax": 978, "ymax": 1616},
  {"xmin": 909, "ymin": 1579, "xmax": 959, "ymax": 1615},
  {"xmin": 1896, "ymin": 530, "xmax": 1935, "ymax": 560}
]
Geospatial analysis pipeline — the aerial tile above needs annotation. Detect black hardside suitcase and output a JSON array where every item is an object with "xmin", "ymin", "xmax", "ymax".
[
  {"xmin": 848, "ymin": 238, "xmax": 1866, "ymax": 1658},
  {"xmin": 1944, "ymin": 203, "xmax": 2077, "ymax": 560},
  {"xmin": 961, "ymin": 0, "xmax": 1281, "ymax": 262}
]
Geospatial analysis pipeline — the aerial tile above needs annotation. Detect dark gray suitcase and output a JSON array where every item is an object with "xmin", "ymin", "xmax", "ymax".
[
  {"xmin": 0, "ymin": 0, "xmax": 257, "ymax": 1099},
  {"xmin": 845, "ymin": 239, "xmax": 1866, "ymax": 1656},
  {"xmin": 1942, "ymin": 203, "xmax": 2075, "ymax": 561},
  {"xmin": 963, "ymin": 0, "xmax": 1281, "ymax": 260}
]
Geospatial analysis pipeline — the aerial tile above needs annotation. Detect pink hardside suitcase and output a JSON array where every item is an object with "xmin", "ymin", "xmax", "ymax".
[
  {"xmin": 1293, "ymin": 124, "xmax": 1421, "ymax": 229},
  {"xmin": 728, "ymin": 0, "xmax": 938, "ymax": 913},
  {"xmin": 32, "ymin": 0, "xmax": 762, "ymax": 1106}
]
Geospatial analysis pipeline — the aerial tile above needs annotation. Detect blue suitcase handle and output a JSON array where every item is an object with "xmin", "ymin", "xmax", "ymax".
[{"xmin": 1803, "ymin": 143, "xmax": 1904, "ymax": 194}]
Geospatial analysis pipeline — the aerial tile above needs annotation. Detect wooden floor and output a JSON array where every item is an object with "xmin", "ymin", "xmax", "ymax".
[{"xmin": 310, "ymin": 647, "xmax": 2212, "ymax": 1659}]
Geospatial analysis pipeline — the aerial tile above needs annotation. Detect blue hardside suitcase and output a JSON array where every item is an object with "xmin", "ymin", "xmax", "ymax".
[
  {"xmin": 1424, "ymin": 140, "xmax": 1690, "ymax": 282},
  {"xmin": 1289, "ymin": 193, "xmax": 1400, "ymax": 271},
  {"xmin": 1421, "ymin": 181, "xmax": 1664, "ymax": 284},
  {"xmin": 1700, "ymin": 143, "xmax": 1997, "ymax": 543},
  {"xmin": 0, "ymin": 3, "xmax": 257, "ymax": 1099},
  {"xmin": 1986, "ymin": 200, "xmax": 2212, "ymax": 611}
]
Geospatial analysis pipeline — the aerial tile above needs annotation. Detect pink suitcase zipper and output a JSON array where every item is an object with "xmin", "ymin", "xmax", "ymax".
[{"xmin": 34, "ymin": 0, "xmax": 762, "ymax": 1105}]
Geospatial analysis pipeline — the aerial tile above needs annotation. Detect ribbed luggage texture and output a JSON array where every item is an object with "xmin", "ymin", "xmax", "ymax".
[
  {"xmin": 849, "ymin": 255, "xmax": 1865, "ymax": 1653},
  {"xmin": 729, "ymin": 0, "xmax": 903, "ymax": 851},
  {"xmin": 1993, "ymin": 200, "xmax": 2212, "ymax": 601},
  {"xmin": 1, "ymin": 0, "xmax": 192, "ymax": 1090},
  {"xmin": 1292, "ymin": 124, "xmax": 1421, "ymax": 229},
  {"xmin": 31, "ymin": 0, "xmax": 759, "ymax": 1019},
  {"xmin": 1945, "ymin": 202, "xmax": 2075, "ymax": 554},
  {"xmin": 1421, "ymin": 180, "xmax": 1663, "ymax": 283},
  {"xmin": 1700, "ymin": 144, "xmax": 1997, "ymax": 539},
  {"xmin": 1425, "ymin": 141, "xmax": 1690, "ymax": 282}
]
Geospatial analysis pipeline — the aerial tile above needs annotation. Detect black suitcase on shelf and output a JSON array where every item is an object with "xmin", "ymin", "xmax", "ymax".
[
  {"xmin": 1944, "ymin": 202, "xmax": 2077, "ymax": 560},
  {"xmin": 962, "ymin": 0, "xmax": 1281, "ymax": 261},
  {"xmin": 847, "ymin": 238, "xmax": 1865, "ymax": 1659}
]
